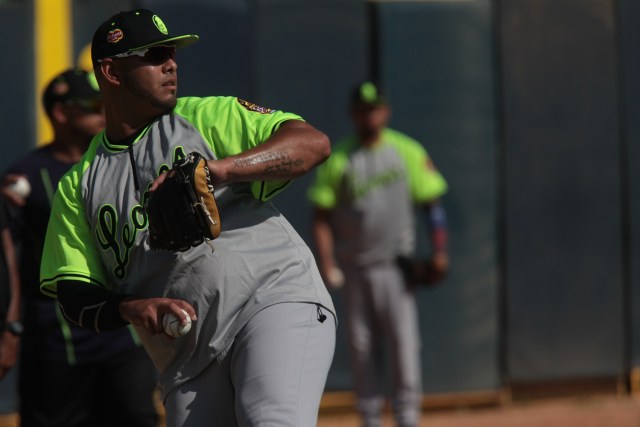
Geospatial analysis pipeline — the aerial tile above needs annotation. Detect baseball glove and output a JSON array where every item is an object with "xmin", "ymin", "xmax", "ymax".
[
  {"xmin": 397, "ymin": 254, "xmax": 448, "ymax": 288},
  {"xmin": 145, "ymin": 152, "xmax": 221, "ymax": 252}
]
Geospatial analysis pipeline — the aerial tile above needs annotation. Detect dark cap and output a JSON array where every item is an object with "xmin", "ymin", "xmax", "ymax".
[
  {"xmin": 91, "ymin": 9, "xmax": 199, "ymax": 67},
  {"xmin": 351, "ymin": 81, "xmax": 388, "ymax": 106},
  {"xmin": 42, "ymin": 68, "xmax": 101, "ymax": 113}
]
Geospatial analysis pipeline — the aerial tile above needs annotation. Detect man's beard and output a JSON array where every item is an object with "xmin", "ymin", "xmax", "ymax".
[
  {"xmin": 358, "ymin": 127, "xmax": 377, "ymax": 140},
  {"xmin": 123, "ymin": 74, "xmax": 177, "ymax": 112}
]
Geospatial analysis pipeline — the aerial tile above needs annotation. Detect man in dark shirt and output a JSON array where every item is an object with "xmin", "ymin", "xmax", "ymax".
[
  {"xmin": 0, "ymin": 197, "xmax": 20, "ymax": 381},
  {"xmin": 2, "ymin": 68, "xmax": 158, "ymax": 427}
]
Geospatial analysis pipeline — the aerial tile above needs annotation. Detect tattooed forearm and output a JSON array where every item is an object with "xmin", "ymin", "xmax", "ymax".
[
  {"xmin": 264, "ymin": 159, "xmax": 304, "ymax": 175},
  {"xmin": 233, "ymin": 152, "xmax": 290, "ymax": 168},
  {"xmin": 234, "ymin": 152, "xmax": 304, "ymax": 175}
]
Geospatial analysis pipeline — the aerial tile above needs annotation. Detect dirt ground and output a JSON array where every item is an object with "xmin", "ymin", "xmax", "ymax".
[
  {"xmin": 1, "ymin": 393, "xmax": 639, "ymax": 427},
  {"xmin": 317, "ymin": 395, "xmax": 640, "ymax": 427}
]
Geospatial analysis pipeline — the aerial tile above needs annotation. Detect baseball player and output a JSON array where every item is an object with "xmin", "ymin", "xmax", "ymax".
[
  {"xmin": 39, "ymin": 9, "xmax": 336, "ymax": 427},
  {"xmin": 0, "ymin": 197, "xmax": 20, "ymax": 381},
  {"xmin": 3, "ymin": 68, "xmax": 158, "ymax": 426},
  {"xmin": 307, "ymin": 81, "xmax": 449, "ymax": 427}
]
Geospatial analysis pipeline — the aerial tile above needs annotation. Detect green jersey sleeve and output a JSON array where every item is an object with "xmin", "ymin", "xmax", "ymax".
[
  {"xmin": 307, "ymin": 130, "xmax": 447, "ymax": 209},
  {"xmin": 385, "ymin": 129, "xmax": 448, "ymax": 203},
  {"xmin": 174, "ymin": 97, "xmax": 305, "ymax": 201},
  {"xmin": 306, "ymin": 137, "xmax": 355, "ymax": 209},
  {"xmin": 40, "ymin": 149, "xmax": 109, "ymax": 298}
]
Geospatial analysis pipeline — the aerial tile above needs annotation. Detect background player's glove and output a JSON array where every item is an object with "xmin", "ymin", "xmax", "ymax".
[
  {"xmin": 397, "ymin": 252, "xmax": 449, "ymax": 288},
  {"xmin": 145, "ymin": 152, "xmax": 221, "ymax": 252}
]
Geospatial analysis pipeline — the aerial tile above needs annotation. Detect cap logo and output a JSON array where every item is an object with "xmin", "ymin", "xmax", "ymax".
[
  {"xmin": 107, "ymin": 29, "xmax": 124, "ymax": 44},
  {"xmin": 52, "ymin": 81, "xmax": 70, "ymax": 96},
  {"xmin": 152, "ymin": 15, "xmax": 169, "ymax": 35},
  {"xmin": 360, "ymin": 82, "xmax": 378, "ymax": 103}
]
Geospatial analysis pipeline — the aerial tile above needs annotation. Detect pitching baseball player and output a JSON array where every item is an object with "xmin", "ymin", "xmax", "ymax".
[
  {"xmin": 39, "ymin": 9, "xmax": 336, "ymax": 427},
  {"xmin": 307, "ymin": 81, "xmax": 449, "ymax": 427}
]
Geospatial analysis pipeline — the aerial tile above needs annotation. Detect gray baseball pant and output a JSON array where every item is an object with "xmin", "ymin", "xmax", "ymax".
[
  {"xmin": 343, "ymin": 261, "xmax": 422, "ymax": 427},
  {"xmin": 164, "ymin": 302, "xmax": 336, "ymax": 426}
]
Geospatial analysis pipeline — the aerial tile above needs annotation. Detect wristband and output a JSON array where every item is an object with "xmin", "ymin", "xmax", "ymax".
[{"xmin": 57, "ymin": 281, "xmax": 131, "ymax": 332}]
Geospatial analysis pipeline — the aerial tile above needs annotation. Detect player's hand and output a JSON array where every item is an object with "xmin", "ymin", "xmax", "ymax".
[
  {"xmin": 426, "ymin": 252, "xmax": 449, "ymax": 284},
  {"xmin": 321, "ymin": 265, "xmax": 345, "ymax": 290},
  {"xmin": 0, "ymin": 331, "xmax": 19, "ymax": 379},
  {"xmin": 119, "ymin": 297, "xmax": 197, "ymax": 336},
  {"xmin": 148, "ymin": 169, "xmax": 173, "ymax": 192}
]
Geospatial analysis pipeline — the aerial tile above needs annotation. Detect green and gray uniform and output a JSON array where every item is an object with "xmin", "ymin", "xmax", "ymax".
[
  {"xmin": 40, "ymin": 96, "xmax": 336, "ymax": 402},
  {"xmin": 307, "ymin": 128, "xmax": 447, "ymax": 427}
]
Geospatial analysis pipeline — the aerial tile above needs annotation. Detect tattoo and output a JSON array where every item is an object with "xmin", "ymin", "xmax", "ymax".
[
  {"xmin": 264, "ymin": 158, "xmax": 304, "ymax": 175},
  {"xmin": 233, "ymin": 152, "xmax": 290, "ymax": 168},
  {"xmin": 234, "ymin": 152, "xmax": 304, "ymax": 175}
]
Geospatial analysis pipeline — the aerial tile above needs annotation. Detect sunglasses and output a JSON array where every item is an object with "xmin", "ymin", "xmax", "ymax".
[
  {"xmin": 101, "ymin": 45, "xmax": 177, "ymax": 65},
  {"xmin": 64, "ymin": 98, "xmax": 104, "ymax": 114}
]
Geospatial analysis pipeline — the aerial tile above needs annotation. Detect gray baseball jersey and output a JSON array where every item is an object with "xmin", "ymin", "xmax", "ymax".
[
  {"xmin": 307, "ymin": 127, "xmax": 448, "ymax": 267},
  {"xmin": 40, "ymin": 96, "xmax": 336, "ymax": 397}
]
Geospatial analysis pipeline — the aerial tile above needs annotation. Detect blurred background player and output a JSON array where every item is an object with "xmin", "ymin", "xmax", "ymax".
[
  {"xmin": 307, "ymin": 81, "xmax": 449, "ymax": 427},
  {"xmin": 0, "ymin": 196, "xmax": 20, "ymax": 381},
  {"xmin": 1, "ymin": 68, "xmax": 158, "ymax": 427},
  {"xmin": 0, "ymin": 196, "xmax": 20, "ymax": 427}
]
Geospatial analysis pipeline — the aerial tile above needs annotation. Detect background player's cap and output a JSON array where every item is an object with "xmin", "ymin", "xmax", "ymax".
[
  {"xmin": 42, "ymin": 68, "xmax": 101, "ymax": 114},
  {"xmin": 91, "ymin": 9, "xmax": 199, "ymax": 67},
  {"xmin": 351, "ymin": 81, "xmax": 388, "ymax": 106}
]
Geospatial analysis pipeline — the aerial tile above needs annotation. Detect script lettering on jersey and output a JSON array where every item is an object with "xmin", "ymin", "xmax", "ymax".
[
  {"xmin": 96, "ymin": 205, "xmax": 147, "ymax": 279},
  {"xmin": 94, "ymin": 146, "xmax": 188, "ymax": 279},
  {"xmin": 350, "ymin": 168, "xmax": 403, "ymax": 200}
]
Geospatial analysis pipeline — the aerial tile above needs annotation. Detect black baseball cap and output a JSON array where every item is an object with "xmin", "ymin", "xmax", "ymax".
[
  {"xmin": 42, "ymin": 68, "xmax": 101, "ymax": 113},
  {"xmin": 351, "ymin": 81, "xmax": 388, "ymax": 106},
  {"xmin": 91, "ymin": 9, "xmax": 199, "ymax": 67}
]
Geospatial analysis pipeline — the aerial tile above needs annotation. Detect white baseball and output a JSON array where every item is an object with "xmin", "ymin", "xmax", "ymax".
[
  {"xmin": 162, "ymin": 309, "xmax": 192, "ymax": 337},
  {"xmin": 7, "ymin": 177, "xmax": 31, "ymax": 198}
]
